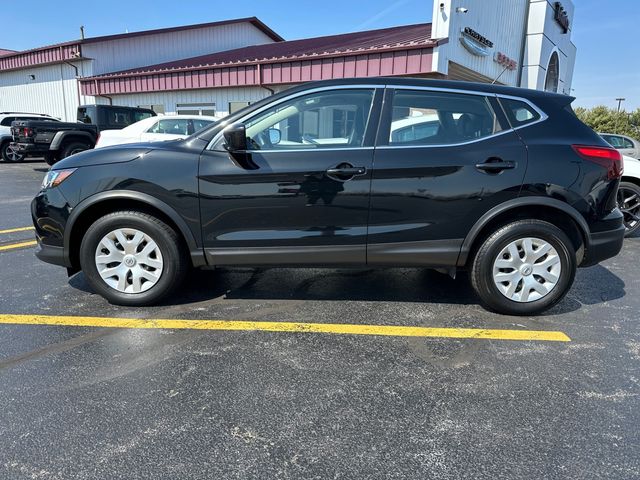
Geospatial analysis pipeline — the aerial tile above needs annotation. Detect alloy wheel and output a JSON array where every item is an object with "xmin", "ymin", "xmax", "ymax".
[
  {"xmin": 5, "ymin": 144, "xmax": 23, "ymax": 162},
  {"xmin": 617, "ymin": 186, "xmax": 640, "ymax": 233},
  {"xmin": 492, "ymin": 237, "xmax": 562, "ymax": 303},
  {"xmin": 94, "ymin": 228, "xmax": 164, "ymax": 293}
]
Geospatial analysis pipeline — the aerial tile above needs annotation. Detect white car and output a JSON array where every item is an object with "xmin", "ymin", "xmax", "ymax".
[
  {"xmin": 619, "ymin": 154, "xmax": 640, "ymax": 236},
  {"xmin": 95, "ymin": 115, "xmax": 217, "ymax": 149},
  {"xmin": 0, "ymin": 112, "xmax": 59, "ymax": 162}
]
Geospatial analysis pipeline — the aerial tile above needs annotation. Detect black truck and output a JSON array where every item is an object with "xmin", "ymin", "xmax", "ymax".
[{"xmin": 11, "ymin": 105, "xmax": 156, "ymax": 165}]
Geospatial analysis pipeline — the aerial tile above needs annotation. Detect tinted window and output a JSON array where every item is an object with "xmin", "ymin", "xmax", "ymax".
[
  {"xmin": 0, "ymin": 116, "xmax": 15, "ymax": 126},
  {"xmin": 601, "ymin": 135, "xmax": 623, "ymax": 148},
  {"xmin": 500, "ymin": 98, "xmax": 541, "ymax": 127},
  {"xmin": 193, "ymin": 119, "xmax": 215, "ymax": 132},
  {"xmin": 148, "ymin": 119, "xmax": 190, "ymax": 135},
  {"xmin": 243, "ymin": 89, "xmax": 375, "ymax": 150},
  {"xmin": 388, "ymin": 90, "xmax": 502, "ymax": 146},
  {"xmin": 621, "ymin": 137, "xmax": 634, "ymax": 149}
]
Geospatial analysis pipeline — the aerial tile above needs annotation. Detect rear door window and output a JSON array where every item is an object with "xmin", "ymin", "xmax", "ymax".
[
  {"xmin": 385, "ymin": 90, "xmax": 503, "ymax": 146},
  {"xmin": 0, "ymin": 116, "xmax": 15, "ymax": 126},
  {"xmin": 499, "ymin": 98, "xmax": 542, "ymax": 128},
  {"xmin": 148, "ymin": 119, "xmax": 190, "ymax": 135}
]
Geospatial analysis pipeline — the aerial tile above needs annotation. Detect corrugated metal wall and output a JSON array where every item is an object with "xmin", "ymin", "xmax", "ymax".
[
  {"xmin": 83, "ymin": 23, "xmax": 276, "ymax": 76},
  {"xmin": 103, "ymin": 86, "xmax": 270, "ymax": 116},
  {"xmin": 0, "ymin": 61, "xmax": 93, "ymax": 120},
  {"xmin": 432, "ymin": 0, "xmax": 528, "ymax": 86}
]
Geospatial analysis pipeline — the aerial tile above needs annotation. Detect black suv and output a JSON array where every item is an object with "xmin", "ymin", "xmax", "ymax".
[{"xmin": 31, "ymin": 79, "xmax": 625, "ymax": 315}]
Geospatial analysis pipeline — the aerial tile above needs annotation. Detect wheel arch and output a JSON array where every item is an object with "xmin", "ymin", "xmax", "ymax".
[
  {"xmin": 65, "ymin": 191, "xmax": 204, "ymax": 269},
  {"xmin": 50, "ymin": 131, "xmax": 95, "ymax": 151},
  {"xmin": 458, "ymin": 197, "xmax": 590, "ymax": 267}
]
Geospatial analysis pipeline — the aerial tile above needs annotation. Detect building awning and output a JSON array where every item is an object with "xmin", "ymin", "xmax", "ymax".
[{"xmin": 80, "ymin": 23, "xmax": 442, "ymax": 96}]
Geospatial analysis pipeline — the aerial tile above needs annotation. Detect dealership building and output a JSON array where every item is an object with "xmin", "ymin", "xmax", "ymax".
[{"xmin": 0, "ymin": 0, "xmax": 576, "ymax": 121}]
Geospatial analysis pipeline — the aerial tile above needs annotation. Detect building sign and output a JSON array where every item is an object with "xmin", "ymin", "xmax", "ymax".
[
  {"xmin": 460, "ymin": 27, "xmax": 493, "ymax": 57},
  {"xmin": 554, "ymin": 2, "xmax": 570, "ymax": 33},
  {"xmin": 494, "ymin": 52, "xmax": 517, "ymax": 71}
]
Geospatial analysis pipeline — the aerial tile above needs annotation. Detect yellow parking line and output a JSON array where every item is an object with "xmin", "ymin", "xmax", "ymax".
[
  {"xmin": 0, "ymin": 240, "xmax": 37, "ymax": 252},
  {"xmin": 0, "ymin": 226, "xmax": 34, "ymax": 235},
  {"xmin": 0, "ymin": 314, "xmax": 571, "ymax": 342}
]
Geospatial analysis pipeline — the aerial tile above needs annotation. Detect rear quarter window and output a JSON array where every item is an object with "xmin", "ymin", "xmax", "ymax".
[{"xmin": 500, "ymin": 98, "xmax": 542, "ymax": 128}]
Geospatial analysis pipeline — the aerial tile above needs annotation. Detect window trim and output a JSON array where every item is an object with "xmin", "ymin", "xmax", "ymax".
[
  {"xmin": 208, "ymin": 84, "xmax": 385, "ymax": 151},
  {"xmin": 376, "ymin": 87, "xmax": 547, "ymax": 149},
  {"xmin": 207, "ymin": 84, "xmax": 548, "ymax": 151}
]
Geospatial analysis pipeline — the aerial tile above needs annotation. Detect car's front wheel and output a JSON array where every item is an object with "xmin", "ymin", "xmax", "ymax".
[
  {"xmin": 79, "ymin": 211, "xmax": 188, "ymax": 306},
  {"xmin": 1, "ymin": 141, "xmax": 24, "ymax": 162},
  {"xmin": 470, "ymin": 220, "xmax": 576, "ymax": 316}
]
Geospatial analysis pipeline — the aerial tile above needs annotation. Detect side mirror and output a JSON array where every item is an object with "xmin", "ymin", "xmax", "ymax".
[
  {"xmin": 267, "ymin": 128, "xmax": 281, "ymax": 145},
  {"xmin": 223, "ymin": 123, "xmax": 247, "ymax": 152}
]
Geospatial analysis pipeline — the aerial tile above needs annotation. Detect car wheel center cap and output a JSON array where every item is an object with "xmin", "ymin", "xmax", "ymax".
[
  {"xmin": 520, "ymin": 264, "xmax": 533, "ymax": 276},
  {"xmin": 124, "ymin": 255, "xmax": 136, "ymax": 267}
]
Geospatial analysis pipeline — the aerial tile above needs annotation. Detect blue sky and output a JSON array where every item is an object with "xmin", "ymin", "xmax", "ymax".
[{"xmin": 2, "ymin": 0, "xmax": 638, "ymax": 110}]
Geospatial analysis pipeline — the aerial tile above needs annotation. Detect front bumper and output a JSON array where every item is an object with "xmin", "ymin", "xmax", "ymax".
[{"xmin": 34, "ymin": 237, "xmax": 69, "ymax": 267}]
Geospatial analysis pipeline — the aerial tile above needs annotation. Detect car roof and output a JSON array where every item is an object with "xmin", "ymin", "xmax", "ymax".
[
  {"xmin": 155, "ymin": 115, "xmax": 218, "ymax": 120},
  {"xmin": 276, "ymin": 77, "xmax": 574, "ymax": 102}
]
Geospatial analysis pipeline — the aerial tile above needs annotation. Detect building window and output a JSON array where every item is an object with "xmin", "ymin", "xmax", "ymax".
[
  {"xmin": 229, "ymin": 101, "xmax": 251, "ymax": 114},
  {"xmin": 138, "ymin": 104, "xmax": 165, "ymax": 114},
  {"xmin": 544, "ymin": 52, "xmax": 560, "ymax": 93},
  {"xmin": 176, "ymin": 103, "xmax": 216, "ymax": 116}
]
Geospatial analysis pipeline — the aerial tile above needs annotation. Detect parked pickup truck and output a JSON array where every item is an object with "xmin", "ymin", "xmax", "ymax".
[{"xmin": 11, "ymin": 104, "xmax": 156, "ymax": 165}]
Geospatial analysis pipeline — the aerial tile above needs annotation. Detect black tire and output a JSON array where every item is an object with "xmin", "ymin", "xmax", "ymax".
[
  {"xmin": 60, "ymin": 141, "xmax": 91, "ymax": 159},
  {"xmin": 470, "ymin": 220, "xmax": 577, "ymax": 316},
  {"xmin": 79, "ymin": 211, "xmax": 188, "ymax": 306},
  {"xmin": 1, "ymin": 141, "xmax": 24, "ymax": 162},
  {"xmin": 617, "ymin": 181, "xmax": 640, "ymax": 237},
  {"xmin": 44, "ymin": 153, "xmax": 57, "ymax": 166}
]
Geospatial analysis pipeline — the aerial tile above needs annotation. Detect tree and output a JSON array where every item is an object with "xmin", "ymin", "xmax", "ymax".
[{"xmin": 574, "ymin": 106, "xmax": 640, "ymax": 141}]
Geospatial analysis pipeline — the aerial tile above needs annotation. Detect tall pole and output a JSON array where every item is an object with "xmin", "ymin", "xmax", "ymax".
[{"xmin": 616, "ymin": 98, "xmax": 625, "ymax": 112}]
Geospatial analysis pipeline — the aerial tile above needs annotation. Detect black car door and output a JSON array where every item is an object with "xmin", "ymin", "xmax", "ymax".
[
  {"xmin": 367, "ymin": 87, "xmax": 529, "ymax": 266},
  {"xmin": 198, "ymin": 86, "xmax": 382, "ymax": 266}
]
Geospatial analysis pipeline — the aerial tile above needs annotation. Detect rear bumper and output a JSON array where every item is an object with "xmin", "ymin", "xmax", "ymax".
[
  {"xmin": 581, "ymin": 214, "xmax": 625, "ymax": 267},
  {"xmin": 14, "ymin": 142, "xmax": 50, "ymax": 156}
]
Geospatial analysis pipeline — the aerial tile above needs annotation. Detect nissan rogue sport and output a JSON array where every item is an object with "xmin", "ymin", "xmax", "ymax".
[{"xmin": 31, "ymin": 78, "xmax": 625, "ymax": 315}]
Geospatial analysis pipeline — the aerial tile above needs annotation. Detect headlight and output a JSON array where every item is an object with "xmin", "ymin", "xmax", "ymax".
[{"xmin": 41, "ymin": 168, "xmax": 76, "ymax": 189}]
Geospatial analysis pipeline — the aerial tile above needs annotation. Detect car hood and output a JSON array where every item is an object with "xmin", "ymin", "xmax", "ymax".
[{"xmin": 52, "ymin": 144, "xmax": 156, "ymax": 169}]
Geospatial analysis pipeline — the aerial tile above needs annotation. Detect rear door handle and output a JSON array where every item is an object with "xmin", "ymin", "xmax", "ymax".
[{"xmin": 475, "ymin": 160, "xmax": 516, "ymax": 172}]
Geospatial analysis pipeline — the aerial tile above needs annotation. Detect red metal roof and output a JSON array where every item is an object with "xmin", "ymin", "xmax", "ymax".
[
  {"xmin": 0, "ymin": 17, "xmax": 283, "ymax": 72},
  {"xmin": 0, "ymin": 48, "xmax": 16, "ymax": 57},
  {"xmin": 89, "ymin": 23, "xmax": 435, "ymax": 78},
  {"xmin": 80, "ymin": 23, "xmax": 438, "ymax": 96}
]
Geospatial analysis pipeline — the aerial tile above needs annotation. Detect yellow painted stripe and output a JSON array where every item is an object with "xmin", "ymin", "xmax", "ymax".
[
  {"xmin": 0, "ymin": 226, "xmax": 34, "ymax": 234},
  {"xmin": 0, "ymin": 314, "xmax": 571, "ymax": 342},
  {"xmin": 0, "ymin": 240, "xmax": 37, "ymax": 252}
]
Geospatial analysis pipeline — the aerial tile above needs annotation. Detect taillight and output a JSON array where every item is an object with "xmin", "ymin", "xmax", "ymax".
[{"xmin": 572, "ymin": 145, "xmax": 623, "ymax": 179}]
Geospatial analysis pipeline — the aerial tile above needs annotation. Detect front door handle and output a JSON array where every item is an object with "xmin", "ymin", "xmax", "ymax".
[
  {"xmin": 475, "ymin": 160, "xmax": 516, "ymax": 173},
  {"xmin": 326, "ymin": 163, "xmax": 367, "ymax": 181}
]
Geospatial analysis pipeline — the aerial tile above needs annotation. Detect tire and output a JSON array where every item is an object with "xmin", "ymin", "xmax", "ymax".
[
  {"xmin": 44, "ymin": 153, "xmax": 57, "ymax": 166},
  {"xmin": 79, "ymin": 211, "xmax": 188, "ymax": 306},
  {"xmin": 60, "ymin": 141, "xmax": 91, "ymax": 159},
  {"xmin": 1, "ymin": 141, "xmax": 24, "ymax": 162},
  {"xmin": 617, "ymin": 181, "xmax": 640, "ymax": 237},
  {"xmin": 470, "ymin": 220, "xmax": 577, "ymax": 316}
]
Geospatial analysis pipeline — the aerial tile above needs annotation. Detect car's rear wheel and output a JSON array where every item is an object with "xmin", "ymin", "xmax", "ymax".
[
  {"xmin": 470, "ymin": 220, "xmax": 576, "ymax": 316},
  {"xmin": 44, "ymin": 153, "xmax": 57, "ymax": 166},
  {"xmin": 61, "ymin": 141, "xmax": 91, "ymax": 159},
  {"xmin": 1, "ymin": 141, "xmax": 24, "ymax": 162},
  {"xmin": 617, "ymin": 181, "xmax": 640, "ymax": 237},
  {"xmin": 79, "ymin": 211, "xmax": 188, "ymax": 306}
]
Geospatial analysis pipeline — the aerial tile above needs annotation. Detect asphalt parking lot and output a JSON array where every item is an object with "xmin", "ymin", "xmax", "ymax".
[{"xmin": 0, "ymin": 160, "xmax": 639, "ymax": 479}]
